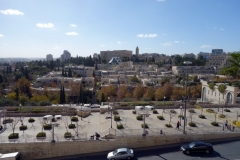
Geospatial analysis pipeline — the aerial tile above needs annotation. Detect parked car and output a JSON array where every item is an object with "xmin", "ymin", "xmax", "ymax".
[
  {"xmin": 107, "ymin": 148, "xmax": 134, "ymax": 160},
  {"xmin": 181, "ymin": 141, "xmax": 214, "ymax": 155}
]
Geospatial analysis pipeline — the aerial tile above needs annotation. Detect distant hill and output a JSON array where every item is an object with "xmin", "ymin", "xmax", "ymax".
[{"xmin": 0, "ymin": 58, "xmax": 45, "ymax": 62}]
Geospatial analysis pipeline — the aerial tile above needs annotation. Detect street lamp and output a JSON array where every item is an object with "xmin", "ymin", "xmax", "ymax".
[
  {"xmin": 183, "ymin": 61, "xmax": 192, "ymax": 134},
  {"xmin": 218, "ymin": 96, "xmax": 220, "ymax": 112},
  {"xmin": 180, "ymin": 106, "xmax": 182, "ymax": 126},
  {"xmin": 51, "ymin": 121, "xmax": 55, "ymax": 143},
  {"xmin": 108, "ymin": 97, "xmax": 112, "ymax": 129},
  {"xmin": 163, "ymin": 96, "xmax": 166, "ymax": 112}
]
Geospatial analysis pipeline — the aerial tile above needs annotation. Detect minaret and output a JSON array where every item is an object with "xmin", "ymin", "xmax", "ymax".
[{"xmin": 136, "ymin": 46, "xmax": 139, "ymax": 57}]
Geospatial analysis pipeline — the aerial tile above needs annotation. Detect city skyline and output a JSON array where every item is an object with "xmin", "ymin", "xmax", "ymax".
[{"xmin": 1, "ymin": 0, "xmax": 240, "ymax": 58}]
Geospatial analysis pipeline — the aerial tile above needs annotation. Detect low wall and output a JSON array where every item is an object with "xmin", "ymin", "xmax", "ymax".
[{"xmin": 0, "ymin": 132, "xmax": 240, "ymax": 160}]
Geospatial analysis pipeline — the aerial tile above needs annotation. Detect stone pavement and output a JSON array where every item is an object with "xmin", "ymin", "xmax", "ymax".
[{"xmin": 0, "ymin": 107, "xmax": 239, "ymax": 143}]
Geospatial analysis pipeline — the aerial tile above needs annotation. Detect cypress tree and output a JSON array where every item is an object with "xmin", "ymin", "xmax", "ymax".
[
  {"xmin": 60, "ymin": 86, "xmax": 63, "ymax": 104},
  {"xmin": 62, "ymin": 86, "xmax": 65, "ymax": 103}
]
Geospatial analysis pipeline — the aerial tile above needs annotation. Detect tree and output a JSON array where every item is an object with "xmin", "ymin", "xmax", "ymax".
[
  {"xmin": 130, "ymin": 75, "xmax": 139, "ymax": 83},
  {"xmin": 171, "ymin": 87, "xmax": 184, "ymax": 101},
  {"xmin": 10, "ymin": 117, "xmax": 20, "ymax": 135},
  {"xmin": 17, "ymin": 77, "xmax": 32, "ymax": 98},
  {"xmin": 218, "ymin": 84, "xmax": 227, "ymax": 93},
  {"xmin": 155, "ymin": 88, "xmax": 165, "ymax": 101},
  {"xmin": 162, "ymin": 82, "xmax": 173, "ymax": 99},
  {"xmin": 143, "ymin": 86, "xmax": 155, "ymax": 100},
  {"xmin": 221, "ymin": 52, "xmax": 240, "ymax": 78},
  {"xmin": 208, "ymin": 82, "xmax": 215, "ymax": 90},
  {"xmin": 19, "ymin": 94, "xmax": 29, "ymax": 106},
  {"xmin": 100, "ymin": 93, "xmax": 105, "ymax": 103},
  {"xmin": 133, "ymin": 84, "xmax": 144, "ymax": 100},
  {"xmin": 117, "ymin": 85, "xmax": 130, "ymax": 101}
]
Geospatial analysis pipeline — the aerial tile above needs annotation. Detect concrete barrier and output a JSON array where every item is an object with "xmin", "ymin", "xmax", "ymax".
[{"xmin": 0, "ymin": 132, "xmax": 239, "ymax": 160}]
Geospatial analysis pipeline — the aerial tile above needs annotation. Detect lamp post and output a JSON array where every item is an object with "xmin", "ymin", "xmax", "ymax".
[
  {"xmin": 51, "ymin": 122, "xmax": 55, "ymax": 143},
  {"xmin": 108, "ymin": 97, "xmax": 112, "ymax": 129},
  {"xmin": 183, "ymin": 61, "xmax": 192, "ymax": 134},
  {"xmin": 180, "ymin": 106, "xmax": 182, "ymax": 126},
  {"xmin": 218, "ymin": 96, "xmax": 220, "ymax": 112},
  {"xmin": 163, "ymin": 96, "xmax": 166, "ymax": 112}
]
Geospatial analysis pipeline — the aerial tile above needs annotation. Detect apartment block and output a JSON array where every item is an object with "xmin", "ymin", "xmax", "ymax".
[
  {"xmin": 46, "ymin": 54, "xmax": 53, "ymax": 61},
  {"xmin": 172, "ymin": 66, "xmax": 215, "ymax": 76},
  {"xmin": 100, "ymin": 50, "xmax": 132, "ymax": 62}
]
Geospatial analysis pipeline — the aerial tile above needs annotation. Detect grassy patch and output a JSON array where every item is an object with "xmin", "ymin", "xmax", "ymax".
[
  {"xmin": 141, "ymin": 124, "xmax": 149, "ymax": 128},
  {"xmin": 211, "ymin": 122, "xmax": 219, "ymax": 126},
  {"xmin": 188, "ymin": 122, "xmax": 196, "ymax": 127},
  {"xmin": 198, "ymin": 114, "xmax": 206, "ymax": 119},
  {"xmin": 206, "ymin": 108, "xmax": 214, "ymax": 113},
  {"xmin": 136, "ymin": 115, "xmax": 143, "ymax": 120},
  {"xmin": 157, "ymin": 116, "xmax": 165, "ymax": 120},
  {"xmin": 224, "ymin": 109, "xmax": 230, "ymax": 112},
  {"xmin": 218, "ymin": 114, "xmax": 226, "ymax": 118},
  {"xmin": 114, "ymin": 116, "xmax": 121, "ymax": 121},
  {"xmin": 36, "ymin": 132, "xmax": 46, "ymax": 138},
  {"xmin": 8, "ymin": 133, "xmax": 19, "ymax": 139},
  {"xmin": 132, "ymin": 110, "xmax": 136, "ymax": 114},
  {"xmin": 165, "ymin": 124, "xmax": 172, "ymax": 128},
  {"xmin": 153, "ymin": 110, "xmax": 158, "ymax": 114},
  {"xmin": 117, "ymin": 124, "xmax": 124, "ymax": 129}
]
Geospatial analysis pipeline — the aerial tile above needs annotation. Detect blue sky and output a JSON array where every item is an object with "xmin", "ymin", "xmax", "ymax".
[{"xmin": 0, "ymin": 0, "xmax": 240, "ymax": 58}]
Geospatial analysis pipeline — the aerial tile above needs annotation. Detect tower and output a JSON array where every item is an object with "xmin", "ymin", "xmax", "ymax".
[{"xmin": 136, "ymin": 46, "xmax": 139, "ymax": 56}]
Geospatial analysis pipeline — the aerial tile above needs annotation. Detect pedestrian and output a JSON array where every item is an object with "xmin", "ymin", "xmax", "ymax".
[
  {"xmin": 229, "ymin": 124, "xmax": 231, "ymax": 131},
  {"xmin": 222, "ymin": 124, "xmax": 224, "ymax": 131},
  {"xmin": 233, "ymin": 126, "xmax": 235, "ymax": 132},
  {"xmin": 225, "ymin": 120, "xmax": 228, "ymax": 128},
  {"xmin": 160, "ymin": 129, "xmax": 163, "ymax": 134},
  {"xmin": 176, "ymin": 121, "xmax": 180, "ymax": 130}
]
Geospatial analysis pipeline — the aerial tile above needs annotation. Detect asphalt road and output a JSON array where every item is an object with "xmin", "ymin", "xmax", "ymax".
[{"xmin": 43, "ymin": 139, "xmax": 240, "ymax": 160}]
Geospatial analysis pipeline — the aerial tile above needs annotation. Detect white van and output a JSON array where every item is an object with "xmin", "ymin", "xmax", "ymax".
[
  {"xmin": 43, "ymin": 115, "xmax": 53, "ymax": 121},
  {"xmin": 145, "ymin": 105, "xmax": 154, "ymax": 110},
  {"xmin": 0, "ymin": 152, "xmax": 20, "ymax": 160}
]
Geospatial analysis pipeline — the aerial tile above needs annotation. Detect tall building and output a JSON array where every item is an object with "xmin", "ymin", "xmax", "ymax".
[
  {"xmin": 100, "ymin": 50, "xmax": 132, "ymax": 62},
  {"xmin": 212, "ymin": 49, "xmax": 223, "ymax": 55},
  {"xmin": 136, "ymin": 46, "xmax": 139, "ymax": 57},
  {"xmin": 46, "ymin": 54, "xmax": 53, "ymax": 61},
  {"xmin": 60, "ymin": 50, "xmax": 71, "ymax": 62},
  {"xmin": 197, "ymin": 52, "xmax": 210, "ymax": 60},
  {"xmin": 182, "ymin": 53, "xmax": 196, "ymax": 59}
]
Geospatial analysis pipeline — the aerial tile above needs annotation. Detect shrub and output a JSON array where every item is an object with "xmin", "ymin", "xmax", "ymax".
[
  {"xmin": 117, "ymin": 124, "xmax": 124, "ymax": 129},
  {"xmin": 198, "ymin": 115, "xmax": 206, "ymax": 119},
  {"xmin": 64, "ymin": 132, "xmax": 72, "ymax": 138},
  {"xmin": 233, "ymin": 120, "xmax": 237, "ymax": 125},
  {"xmin": 178, "ymin": 115, "xmax": 184, "ymax": 118},
  {"xmin": 32, "ymin": 108, "xmax": 43, "ymax": 113},
  {"xmin": 8, "ymin": 133, "xmax": 19, "ymax": 139},
  {"xmin": 114, "ymin": 116, "xmax": 121, "ymax": 121},
  {"xmin": 39, "ymin": 101, "xmax": 52, "ymax": 106},
  {"xmin": 71, "ymin": 116, "xmax": 79, "ymax": 122},
  {"xmin": 68, "ymin": 124, "xmax": 76, "ymax": 129},
  {"xmin": 206, "ymin": 108, "xmax": 214, "ymax": 113},
  {"xmin": 211, "ymin": 122, "xmax": 219, "ymax": 126},
  {"xmin": 218, "ymin": 84, "xmax": 227, "ymax": 93},
  {"xmin": 136, "ymin": 115, "xmax": 143, "ymax": 120},
  {"xmin": 19, "ymin": 125, "xmax": 27, "ymax": 130},
  {"xmin": 132, "ymin": 110, "xmax": 136, "ymax": 114},
  {"xmin": 224, "ymin": 109, "xmax": 230, "ymax": 112},
  {"xmin": 165, "ymin": 124, "xmax": 172, "ymax": 128},
  {"xmin": 170, "ymin": 110, "xmax": 176, "ymax": 114},
  {"xmin": 43, "ymin": 124, "xmax": 52, "ymax": 130},
  {"xmin": 36, "ymin": 132, "xmax": 46, "ymax": 138},
  {"xmin": 141, "ymin": 124, "xmax": 149, "ymax": 128},
  {"xmin": 52, "ymin": 118, "xmax": 56, "ymax": 122},
  {"xmin": 113, "ymin": 110, "xmax": 119, "ymax": 115},
  {"xmin": 6, "ymin": 107, "xmax": 19, "ymax": 111},
  {"xmin": 208, "ymin": 82, "xmax": 215, "ymax": 90},
  {"xmin": 218, "ymin": 114, "xmax": 226, "ymax": 118},
  {"xmin": 188, "ymin": 122, "xmax": 196, "ymax": 127},
  {"xmin": 28, "ymin": 118, "xmax": 35, "ymax": 123},
  {"xmin": 188, "ymin": 109, "xmax": 195, "ymax": 113},
  {"xmin": 153, "ymin": 110, "xmax": 158, "ymax": 114},
  {"xmin": 157, "ymin": 116, "xmax": 165, "ymax": 120}
]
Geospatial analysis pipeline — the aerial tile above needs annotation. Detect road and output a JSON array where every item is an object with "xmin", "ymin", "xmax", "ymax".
[{"xmin": 44, "ymin": 139, "xmax": 240, "ymax": 160}]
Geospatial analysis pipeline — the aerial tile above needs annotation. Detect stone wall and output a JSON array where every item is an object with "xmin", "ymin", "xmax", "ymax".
[{"xmin": 0, "ymin": 132, "xmax": 239, "ymax": 160}]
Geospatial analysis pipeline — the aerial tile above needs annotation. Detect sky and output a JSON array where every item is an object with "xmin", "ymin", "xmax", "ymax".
[{"xmin": 0, "ymin": 0, "xmax": 240, "ymax": 58}]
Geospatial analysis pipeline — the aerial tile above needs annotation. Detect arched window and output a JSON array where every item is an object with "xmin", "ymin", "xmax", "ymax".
[
  {"xmin": 202, "ymin": 87, "xmax": 206, "ymax": 102},
  {"xmin": 227, "ymin": 92, "xmax": 233, "ymax": 104},
  {"xmin": 236, "ymin": 93, "xmax": 240, "ymax": 104}
]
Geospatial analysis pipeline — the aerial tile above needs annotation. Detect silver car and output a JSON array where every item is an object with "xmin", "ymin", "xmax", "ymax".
[{"xmin": 107, "ymin": 148, "xmax": 134, "ymax": 160}]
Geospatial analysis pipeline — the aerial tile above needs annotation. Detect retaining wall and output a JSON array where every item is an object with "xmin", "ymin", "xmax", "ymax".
[{"xmin": 0, "ymin": 132, "xmax": 240, "ymax": 160}]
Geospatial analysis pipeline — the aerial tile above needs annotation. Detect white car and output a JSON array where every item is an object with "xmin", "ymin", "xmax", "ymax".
[{"xmin": 107, "ymin": 148, "xmax": 134, "ymax": 160}]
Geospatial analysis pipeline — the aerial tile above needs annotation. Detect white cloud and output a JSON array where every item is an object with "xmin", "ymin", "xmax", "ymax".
[
  {"xmin": 70, "ymin": 24, "xmax": 77, "ymax": 27},
  {"xmin": 220, "ymin": 28, "xmax": 225, "ymax": 31},
  {"xmin": 200, "ymin": 45, "xmax": 211, "ymax": 48},
  {"xmin": 1, "ymin": 43, "xmax": 8, "ymax": 46},
  {"xmin": 0, "ymin": 34, "xmax": 3, "ymax": 37},
  {"xmin": 174, "ymin": 41, "xmax": 180, "ymax": 43},
  {"xmin": 36, "ymin": 23, "xmax": 54, "ymax": 28},
  {"xmin": 100, "ymin": 45, "xmax": 105, "ymax": 47},
  {"xmin": 51, "ymin": 44, "xmax": 60, "ymax": 50},
  {"xmin": 117, "ymin": 41, "xmax": 127, "ymax": 44},
  {"xmin": 65, "ymin": 32, "xmax": 78, "ymax": 36},
  {"xmin": 161, "ymin": 42, "xmax": 172, "ymax": 46},
  {"xmin": 157, "ymin": 0, "xmax": 165, "ymax": 1},
  {"xmin": 0, "ymin": 9, "xmax": 24, "ymax": 15},
  {"xmin": 137, "ymin": 34, "xmax": 157, "ymax": 38}
]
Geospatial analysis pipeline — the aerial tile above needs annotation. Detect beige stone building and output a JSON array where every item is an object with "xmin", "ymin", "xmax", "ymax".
[
  {"xmin": 201, "ymin": 80, "xmax": 240, "ymax": 105},
  {"xmin": 172, "ymin": 66, "xmax": 215, "ymax": 76},
  {"xmin": 205, "ymin": 54, "xmax": 230, "ymax": 73}
]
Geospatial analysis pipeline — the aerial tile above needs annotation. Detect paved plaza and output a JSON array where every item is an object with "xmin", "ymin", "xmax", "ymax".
[{"xmin": 0, "ymin": 107, "xmax": 239, "ymax": 143}]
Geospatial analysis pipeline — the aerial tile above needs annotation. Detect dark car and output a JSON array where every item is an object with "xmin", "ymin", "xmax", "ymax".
[{"xmin": 181, "ymin": 141, "xmax": 214, "ymax": 155}]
